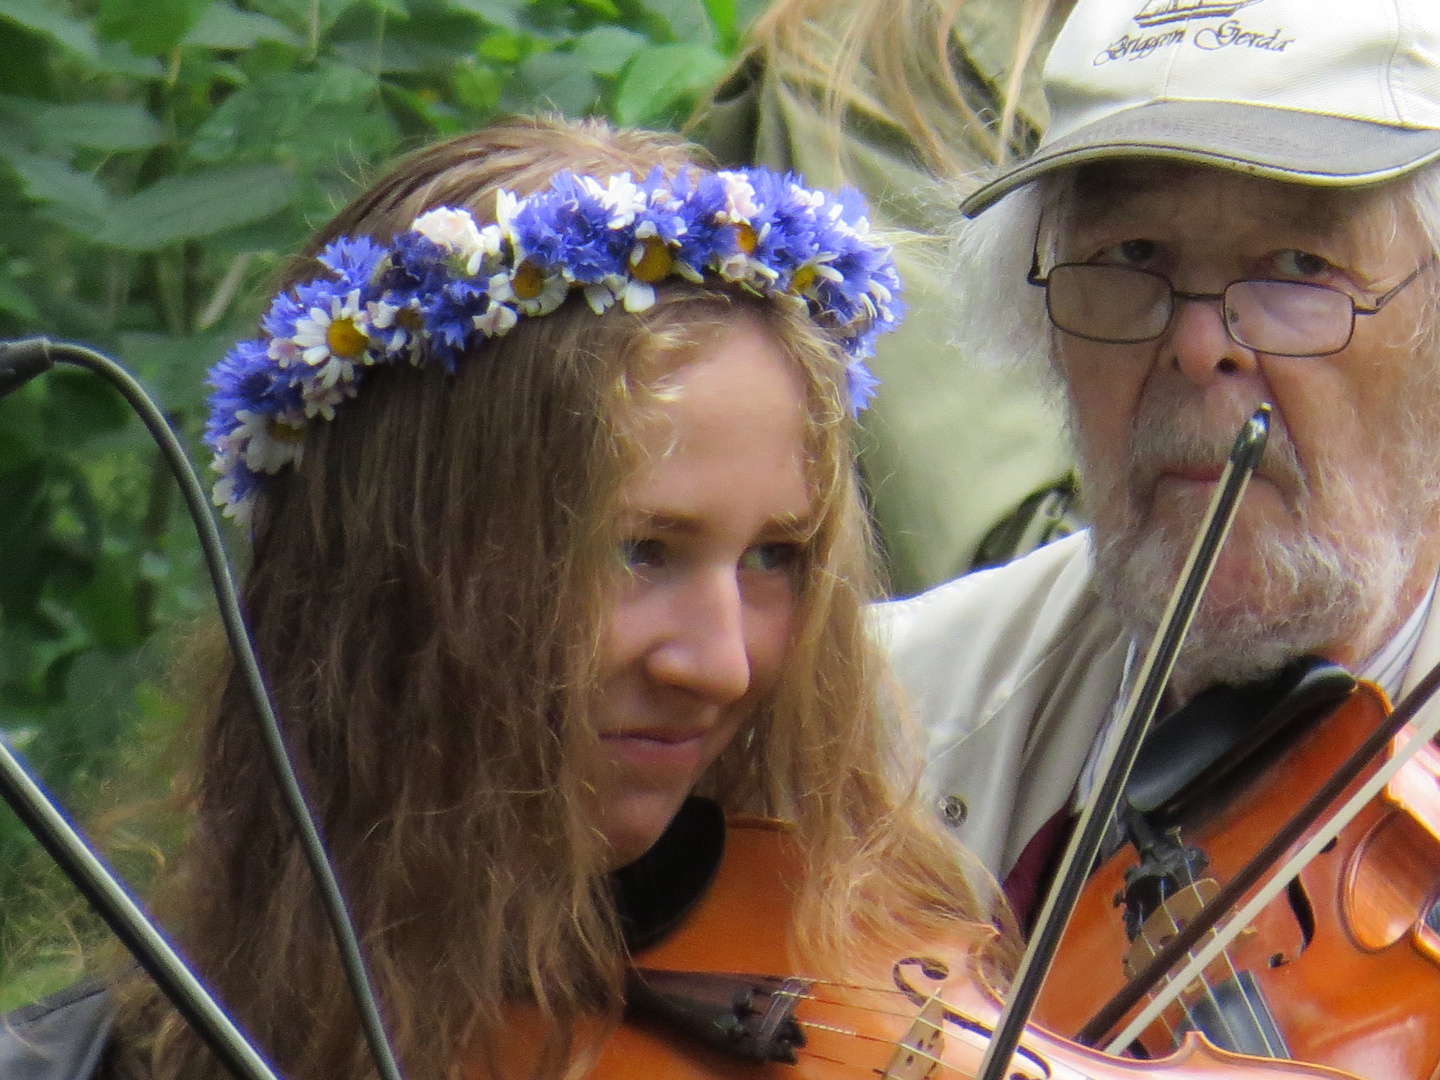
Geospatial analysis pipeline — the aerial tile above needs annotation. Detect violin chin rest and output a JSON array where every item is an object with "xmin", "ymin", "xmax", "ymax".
[{"xmin": 624, "ymin": 968, "xmax": 810, "ymax": 1064}]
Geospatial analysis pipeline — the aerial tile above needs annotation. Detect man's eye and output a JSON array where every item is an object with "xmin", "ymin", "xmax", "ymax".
[
  {"xmin": 1094, "ymin": 238, "xmax": 1156, "ymax": 266},
  {"xmin": 740, "ymin": 542, "xmax": 804, "ymax": 574},
  {"xmin": 621, "ymin": 538, "xmax": 666, "ymax": 569},
  {"xmin": 1272, "ymin": 249, "xmax": 1334, "ymax": 279}
]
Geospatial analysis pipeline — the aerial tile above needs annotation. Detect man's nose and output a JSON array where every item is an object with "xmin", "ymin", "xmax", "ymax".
[
  {"xmin": 647, "ymin": 570, "xmax": 752, "ymax": 704},
  {"xmin": 1166, "ymin": 292, "xmax": 1259, "ymax": 387}
]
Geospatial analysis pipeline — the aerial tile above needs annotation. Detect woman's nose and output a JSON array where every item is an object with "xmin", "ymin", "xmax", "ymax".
[
  {"xmin": 646, "ymin": 570, "xmax": 752, "ymax": 704},
  {"xmin": 1166, "ymin": 293, "xmax": 1260, "ymax": 387}
]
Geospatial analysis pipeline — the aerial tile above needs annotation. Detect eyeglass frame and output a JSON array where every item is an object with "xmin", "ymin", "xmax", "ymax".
[{"xmin": 1024, "ymin": 232, "xmax": 1437, "ymax": 359}]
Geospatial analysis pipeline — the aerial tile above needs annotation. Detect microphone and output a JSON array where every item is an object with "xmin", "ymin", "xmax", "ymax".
[
  {"xmin": 0, "ymin": 337, "xmax": 56, "ymax": 395},
  {"xmin": 0, "ymin": 338, "xmax": 405, "ymax": 1080}
]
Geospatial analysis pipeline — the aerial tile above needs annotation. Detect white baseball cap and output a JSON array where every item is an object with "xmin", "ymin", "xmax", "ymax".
[{"xmin": 961, "ymin": 0, "xmax": 1440, "ymax": 216}]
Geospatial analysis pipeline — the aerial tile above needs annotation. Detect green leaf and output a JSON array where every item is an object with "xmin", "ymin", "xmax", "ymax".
[
  {"xmin": 613, "ymin": 41, "xmax": 725, "ymax": 125},
  {"xmin": 701, "ymin": 0, "xmax": 734, "ymax": 51},
  {"xmin": 0, "ymin": 149, "xmax": 109, "ymax": 224},
  {"xmin": 9, "ymin": 100, "xmax": 163, "ymax": 153},
  {"xmin": 120, "ymin": 332, "xmax": 233, "ymax": 412},
  {"xmin": 190, "ymin": 66, "xmax": 378, "ymax": 161},
  {"xmin": 248, "ymin": 0, "xmax": 362, "ymax": 40},
  {"xmin": 0, "ymin": 0, "xmax": 99, "ymax": 59},
  {"xmin": 330, "ymin": 36, "xmax": 426, "ymax": 72},
  {"xmin": 181, "ymin": 3, "xmax": 301, "ymax": 48},
  {"xmin": 91, "ymin": 39, "xmax": 166, "ymax": 77},
  {"xmin": 570, "ymin": 25, "xmax": 644, "ymax": 77},
  {"xmin": 0, "ymin": 276, "xmax": 38, "ymax": 323},
  {"xmin": 96, "ymin": 0, "xmax": 213, "ymax": 56},
  {"xmin": 443, "ymin": 0, "xmax": 525, "ymax": 31},
  {"xmin": 71, "ymin": 554, "xmax": 141, "ymax": 649},
  {"xmin": 509, "ymin": 51, "xmax": 598, "ymax": 117},
  {"xmin": 46, "ymin": 368, "xmax": 130, "ymax": 444},
  {"xmin": 475, "ymin": 28, "xmax": 524, "ymax": 63},
  {"xmin": 572, "ymin": 0, "xmax": 619, "ymax": 18},
  {"xmin": 0, "ymin": 105, "xmax": 35, "ymax": 151},
  {"xmin": 640, "ymin": 0, "xmax": 712, "ymax": 45},
  {"xmin": 94, "ymin": 164, "xmax": 297, "ymax": 251},
  {"xmin": 449, "ymin": 62, "xmax": 502, "ymax": 115}
]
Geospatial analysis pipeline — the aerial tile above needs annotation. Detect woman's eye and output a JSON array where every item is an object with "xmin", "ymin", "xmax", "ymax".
[
  {"xmin": 1094, "ymin": 238, "xmax": 1156, "ymax": 266},
  {"xmin": 740, "ymin": 542, "xmax": 804, "ymax": 574},
  {"xmin": 621, "ymin": 538, "xmax": 666, "ymax": 569},
  {"xmin": 1272, "ymin": 249, "xmax": 1334, "ymax": 280}
]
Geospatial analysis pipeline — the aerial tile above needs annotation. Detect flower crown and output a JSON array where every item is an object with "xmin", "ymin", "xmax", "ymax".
[{"xmin": 205, "ymin": 165, "xmax": 903, "ymax": 524}]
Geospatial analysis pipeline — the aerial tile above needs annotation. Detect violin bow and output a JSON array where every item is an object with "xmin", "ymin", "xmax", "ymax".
[
  {"xmin": 1097, "ymin": 650, "xmax": 1440, "ymax": 1053},
  {"xmin": 974, "ymin": 405, "xmax": 1272, "ymax": 1080}
]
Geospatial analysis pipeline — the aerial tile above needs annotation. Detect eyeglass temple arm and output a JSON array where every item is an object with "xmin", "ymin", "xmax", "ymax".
[{"xmin": 1357, "ymin": 253, "xmax": 1438, "ymax": 314}]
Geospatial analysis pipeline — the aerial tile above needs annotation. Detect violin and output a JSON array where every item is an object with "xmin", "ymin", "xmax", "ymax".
[
  {"xmin": 567, "ymin": 817, "xmax": 1367, "ymax": 1080},
  {"xmin": 1031, "ymin": 677, "xmax": 1440, "ymax": 1080}
]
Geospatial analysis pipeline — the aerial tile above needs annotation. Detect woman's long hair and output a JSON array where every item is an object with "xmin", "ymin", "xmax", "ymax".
[{"xmin": 109, "ymin": 116, "xmax": 999, "ymax": 1080}]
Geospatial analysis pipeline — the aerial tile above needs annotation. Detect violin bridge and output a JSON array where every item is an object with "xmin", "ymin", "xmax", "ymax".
[
  {"xmin": 883, "ymin": 997, "xmax": 948, "ymax": 1080},
  {"xmin": 1124, "ymin": 879, "xmax": 1237, "ymax": 981},
  {"xmin": 881, "ymin": 997, "xmax": 1047, "ymax": 1080}
]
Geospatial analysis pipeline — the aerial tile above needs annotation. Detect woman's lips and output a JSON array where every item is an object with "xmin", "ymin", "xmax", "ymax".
[{"xmin": 599, "ymin": 728, "xmax": 710, "ymax": 770}]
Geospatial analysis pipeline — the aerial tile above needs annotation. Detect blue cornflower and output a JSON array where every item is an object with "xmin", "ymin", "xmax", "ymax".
[
  {"xmin": 206, "ymin": 165, "xmax": 902, "ymax": 522},
  {"xmin": 317, "ymin": 236, "xmax": 387, "ymax": 290}
]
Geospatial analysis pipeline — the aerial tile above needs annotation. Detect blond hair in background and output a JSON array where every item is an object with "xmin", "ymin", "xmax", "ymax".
[
  {"xmin": 735, "ymin": 0, "xmax": 1064, "ymax": 180},
  {"xmin": 693, "ymin": 0, "xmax": 1078, "ymax": 593}
]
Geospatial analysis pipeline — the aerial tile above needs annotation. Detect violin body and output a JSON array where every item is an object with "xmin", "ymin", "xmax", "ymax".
[
  {"xmin": 1034, "ymin": 684, "xmax": 1440, "ymax": 1080},
  {"xmin": 584, "ymin": 817, "xmax": 1363, "ymax": 1080}
]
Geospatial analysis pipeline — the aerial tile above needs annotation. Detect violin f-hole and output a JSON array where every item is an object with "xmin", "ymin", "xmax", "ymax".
[{"xmin": 893, "ymin": 956, "xmax": 951, "ymax": 1006}]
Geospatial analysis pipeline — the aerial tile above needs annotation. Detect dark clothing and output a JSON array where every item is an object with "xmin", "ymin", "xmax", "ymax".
[
  {"xmin": 1000, "ymin": 806, "xmax": 1074, "ymax": 935},
  {"xmin": 0, "ymin": 981, "xmax": 113, "ymax": 1080}
]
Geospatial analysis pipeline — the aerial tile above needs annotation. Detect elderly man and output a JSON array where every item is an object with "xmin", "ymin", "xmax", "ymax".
[{"xmin": 876, "ymin": 0, "xmax": 1440, "ymax": 1058}]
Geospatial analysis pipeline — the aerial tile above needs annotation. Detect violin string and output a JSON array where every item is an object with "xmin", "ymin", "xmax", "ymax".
[
  {"xmin": 1147, "ymin": 899, "xmax": 1282, "ymax": 1059},
  {"xmin": 784, "ymin": 985, "xmax": 1049, "ymax": 1080},
  {"xmin": 775, "ymin": 982, "xmax": 993, "ymax": 1031},
  {"xmin": 1152, "ymin": 901, "xmax": 1225, "ymax": 1049},
  {"xmin": 791, "ymin": 1047, "xmax": 893, "ymax": 1076},
  {"xmin": 728, "ymin": 969, "xmax": 1061, "ymax": 1077},
  {"xmin": 794, "ymin": 1009, "xmax": 1035, "ymax": 1080},
  {"xmin": 779, "ymin": 976, "xmax": 927, "ymax": 998},
  {"xmin": 1158, "ymin": 904, "xmax": 1214, "ymax": 1042},
  {"xmin": 1187, "ymin": 898, "xmax": 1274, "ymax": 1055}
]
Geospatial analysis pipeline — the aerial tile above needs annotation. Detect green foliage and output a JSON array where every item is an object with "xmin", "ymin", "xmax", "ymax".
[{"xmin": 0, "ymin": 0, "xmax": 765, "ymax": 1002}]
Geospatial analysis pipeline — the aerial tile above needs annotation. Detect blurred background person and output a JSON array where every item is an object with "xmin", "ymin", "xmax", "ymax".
[{"xmin": 693, "ymin": 0, "xmax": 1080, "ymax": 595}]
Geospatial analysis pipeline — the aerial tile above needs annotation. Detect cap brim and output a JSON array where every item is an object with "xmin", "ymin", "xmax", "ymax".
[{"xmin": 960, "ymin": 100, "xmax": 1440, "ymax": 216}]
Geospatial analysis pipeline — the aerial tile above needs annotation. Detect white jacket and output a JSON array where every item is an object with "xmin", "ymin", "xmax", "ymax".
[{"xmin": 875, "ymin": 530, "xmax": 1440, "ymax": 877}]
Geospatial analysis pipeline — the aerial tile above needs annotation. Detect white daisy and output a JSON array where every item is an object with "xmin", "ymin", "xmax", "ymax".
[
  {"xmin": 472, "ymin": 299, "xmax": 519, "ymax": 337},
  {"xmin": 292, "ymin": 289, "xmax": 370, "ymax": 368}
]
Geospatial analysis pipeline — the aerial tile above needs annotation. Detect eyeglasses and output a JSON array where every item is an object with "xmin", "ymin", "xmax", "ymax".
[{"xmin": 1025, "ymin": 258, "xmax": 1435, "ymax": 358}]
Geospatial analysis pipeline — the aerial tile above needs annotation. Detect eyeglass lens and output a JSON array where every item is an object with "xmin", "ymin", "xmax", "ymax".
[{"xmin": 1044, "ymin": 264, "xmax": 1356, "ymax": 356}]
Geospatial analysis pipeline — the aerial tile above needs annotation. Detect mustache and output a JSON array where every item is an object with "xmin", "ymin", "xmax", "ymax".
[{"xmin": 1125, "ymin": 405, "xmax": 1307, "ymax": 505}]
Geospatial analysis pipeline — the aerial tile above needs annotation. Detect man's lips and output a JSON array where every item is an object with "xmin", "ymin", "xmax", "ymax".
[{"xmin": 1159, "ymin": 463, "xmax": 1225, "ymax": 484}]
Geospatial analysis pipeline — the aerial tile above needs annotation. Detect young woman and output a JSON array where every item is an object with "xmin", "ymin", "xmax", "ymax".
[{"xmin": 12, "ymin": 116, "xmax": 1004, "ymax": 1080}]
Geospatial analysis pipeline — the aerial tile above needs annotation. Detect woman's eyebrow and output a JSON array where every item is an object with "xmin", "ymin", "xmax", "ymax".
[{"xmin": 621, "ymin": 509, "xmax": 815, "ymax": 534}]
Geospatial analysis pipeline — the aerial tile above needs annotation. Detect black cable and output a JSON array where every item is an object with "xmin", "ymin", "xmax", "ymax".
[
  {"xmin": 0, "ymin": 338, "xmax": 405, "ymax": 1080},
  {"xmin": 0, "ymin": 723, "xmax": 280, "ymax": 1080}
]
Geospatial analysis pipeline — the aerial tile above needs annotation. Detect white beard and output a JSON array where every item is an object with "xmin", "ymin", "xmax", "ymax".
[{"xmin": 1084, "ymin": 393, "xmax": 1420, "ymax": 698}]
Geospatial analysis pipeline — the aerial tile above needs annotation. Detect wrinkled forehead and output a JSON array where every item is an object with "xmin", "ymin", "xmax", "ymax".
[{"xmin": 1057, "ymin": 160, "xmax": 1409, "ymax": 250}]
